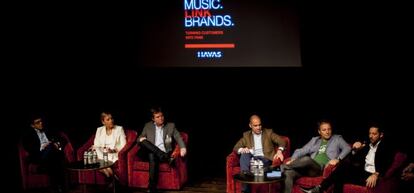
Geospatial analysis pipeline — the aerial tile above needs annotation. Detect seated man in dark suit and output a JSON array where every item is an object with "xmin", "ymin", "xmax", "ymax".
[
  {"xmin": 22, "ymin": 114, "xmax": 67, "ymax": 193},
  {"xmin": 301, "ymin": 123, "xmax": 396, "ymax": 193},
  {"xmin": 137, "ymin": 107, "xmax": 187, "ymax": 193}
]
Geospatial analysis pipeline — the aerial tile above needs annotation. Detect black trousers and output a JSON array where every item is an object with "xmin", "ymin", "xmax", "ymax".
[
  {"xmin": 37, "ymin": 144, "xmax": 66, "ymax": 190},
  {"xmin": 320, "ymin": 155, "xmax": 371, "ymax": 193},
  {"xmin": 137, "ymin": 140, "xmax": 170, "ymax": 191}
]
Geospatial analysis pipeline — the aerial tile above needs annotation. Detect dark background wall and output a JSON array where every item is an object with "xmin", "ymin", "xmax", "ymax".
[{"xmin": 7, "ymin": 1, "xmax": 412, "ymax": 191}]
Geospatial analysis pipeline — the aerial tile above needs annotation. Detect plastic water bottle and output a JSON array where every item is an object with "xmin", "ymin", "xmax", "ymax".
[
  {"xmin": 92, "ymin": 149, "xmax": 97, "ymax": 164},
  {"xmin": 257, "ymin": 160, "xmax": 264, "ymax": 176},
  {"xmin": 83, "ymin": 150, "xmax": 88, "ymax": 165},
  {"xmin": 88, "ymin": 150, "xmax": 93, "ymax": 165},
  {"xmin": 254, "ymin": 160, "xmax": 259, "ymax": 176},
  {"xmin": 250, "ymin": 157, "xmax": 255, "ymax": 174},
  {"xmin": 103, "ymin": 147, "xmax": 109, "ymax": 163}
]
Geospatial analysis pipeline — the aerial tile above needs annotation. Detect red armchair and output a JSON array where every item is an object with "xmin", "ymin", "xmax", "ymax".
[
  {"xmin": 18, "ymin": 131, "xmax": 75, "ymax": 190},
  {"xmin": 127, "ymin": 132, "xmax": 188, "ymax": 190},
  {"xmin": 342, "ymin": 152, "xmax": 407, "ymax": 193},
  {"xmin": 76, "ymin": 129, "xmax": 137, "ymax": 186},
  {"xmin": 226, "ymin": 135, "xmax": 291, "ymax": 193}
]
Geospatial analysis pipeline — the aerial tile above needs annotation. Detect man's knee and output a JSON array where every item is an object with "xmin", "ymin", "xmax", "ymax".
[
  {"xmin": 284, "ymin": 170, "xmax": 297, "ymax": 178},
  {"xmin": 302, "ymin": 156, "xmax": 313, "ymax": 162}
]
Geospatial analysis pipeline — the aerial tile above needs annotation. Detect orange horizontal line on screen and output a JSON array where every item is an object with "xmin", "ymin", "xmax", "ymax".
[{"xmin": 184, "ymin": 44, "xmax": 235, "ymax": 48}]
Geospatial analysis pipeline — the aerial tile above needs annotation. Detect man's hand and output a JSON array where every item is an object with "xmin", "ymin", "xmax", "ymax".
[
  {"xmin": 180, "ymin": 148, "xmax": 187, "ymax": 157},
  {"xmin": 401, "ymin": 171, "xmax": 414, "ymax": 181},
  {"xmin": 402, "ymin": 163, "xmax": 414, "ymax": 173},
  {"xmin": 286, "ymin": 158, "xmax": 295, "ymax": 165},
  {"xmin": 40, "ymin": 142, "xmax": 52, "ymax": 151},
  {"xmin": 139, "ymin": 137, "xmax": 147, "ymax": 142},
  {"xmin": 352, "ymin": 141, "xmax": 365, "ymax": 150},
  {"xmin": 401, "ymin": 163, "xmax": 414, "ymax": 181},
  {"xmin": 366, "ymin": 173, "xmax": 378, "ymax": 188},
  {"xmin": 53, "ymin": 142, "xmax": 62, "ymax": 151},
  {"xmin": 239, "ymin": 147, "xmax": 251, "ymax": 154},
  {"xmin": 328, "ymin": 159, "xmax": 340, "ymax": 166},
  {"xmin": 273, "ymin": 150, "xmax": 284, "ymax": 162}
]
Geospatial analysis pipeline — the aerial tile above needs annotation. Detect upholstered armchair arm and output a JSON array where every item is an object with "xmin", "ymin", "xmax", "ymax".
[
  {"xmin": 59, "ymin": 132, "xmax": 75, "ymax": 163},
  {"xmin": 127, "ymin": 141, "xmax": 140, "ymax": 184},
  {"xmin": 383, "ymin": 152, "xmax": 407, "ymax": 179},
  {"xmin": 227, "ymin": 151, "xmax": 240, "ymax": 167},
  {"xmin": 116, "ymin": 130, "xmax": 137, "ymax": 186},
  {"xmin": 322, "ymin": 163, "xmax": 337, "ymax": 178},
  {"xmin": 171, "ymin": 132, "xmax": 189, "ymax": 159},
  {"xmin": 171, "ymin": 143, "xmax": 181, "ymax": 159},
  {"xmin": 76, "ymin": 134, "xmax": 95, "ymax": 161}
]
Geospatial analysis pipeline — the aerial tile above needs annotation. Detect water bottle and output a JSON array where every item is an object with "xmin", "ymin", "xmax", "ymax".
[
  {"xmin": 250, "ymin": 157, "xmax": 255, "ymax": 174},
  {"xmin": 257, "ymin": 160, "xmax": 264, "ymax": 176},
  {"xmin": 92, "ymin": 149, "xmax": 97, "ymax": 164},
  {"xmin": 253, "ymin": 160, "xmax": 259, "ymax": 176},
  {"xmin": 83, "ymin": 150, "xmax": 88, "ymax": 165},
  {"xmin": 88, "ymin": 150, "xmax": 93, "ymax": 165},
  {"xmin": 103, "ymin": 147, "xmax": 109, "ymax": 163}
]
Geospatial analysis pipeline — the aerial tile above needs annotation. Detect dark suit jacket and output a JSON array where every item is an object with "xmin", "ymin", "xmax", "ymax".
[
  {"xmin": 353, "ymin": 139, "xmax": 395, "ymax": 177},
  {"xmin": 139, "ymin": 122, "xmax": 186, "ymax": 153},
  {"xmin": 22, "ymin": 128, "xmax": 66, "ymax": 163},
  {"xmin": 233, "ymin": 128, "xmax": 286, "ymax": 161}
]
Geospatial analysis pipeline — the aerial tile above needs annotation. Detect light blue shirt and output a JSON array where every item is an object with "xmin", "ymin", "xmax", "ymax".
[
  {"xmin": 35, "ymin": 129, "xmax": 49, "ymax": 151},
  {"xmin": 155, "ymin": 124, "xmax": 166, "ymax": 152}
]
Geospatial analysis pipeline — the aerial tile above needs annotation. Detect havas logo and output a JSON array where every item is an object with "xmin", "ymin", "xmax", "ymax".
[{"xmin": 197, "ymin": 51, "xmax": 222, "ymax": 58}]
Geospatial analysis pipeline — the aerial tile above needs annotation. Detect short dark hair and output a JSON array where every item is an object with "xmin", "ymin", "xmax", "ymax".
[
  {"xmin": 317, "ymin": 119, "xmax": 332, "ymax": 130},
  {"xmin": 150, "ymin": 106, "xmax": 163, "ymax": 118},
  {"xmin": 29, "ymin": 113, "xmax": 44, "ymax": 125},
  {"xmin": 368, "ymin": 122, "xmax": 385, "ymax": 133}
]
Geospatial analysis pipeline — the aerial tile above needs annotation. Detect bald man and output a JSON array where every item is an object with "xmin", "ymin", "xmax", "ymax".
[{"xmin": 233, "ymin": 114, "xmax": 286, "ymax": 193}]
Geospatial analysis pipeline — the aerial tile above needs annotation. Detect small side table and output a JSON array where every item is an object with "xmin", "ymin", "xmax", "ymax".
[
  {"xmin": 233, "ymin": 173, "xmax": 283, "ymax": 193},
  {"xmin": 66, "ymin": 160, "xmax": 115, "ymax": 193}
]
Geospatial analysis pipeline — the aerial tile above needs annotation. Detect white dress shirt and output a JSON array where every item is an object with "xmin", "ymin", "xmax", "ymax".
[{"xmin": 365, "ymin": 141, "xmax": 380, "ymax": 173}]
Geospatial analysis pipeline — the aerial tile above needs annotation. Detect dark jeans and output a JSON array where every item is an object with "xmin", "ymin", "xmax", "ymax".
[{"xmin": 137, "ymin": 140, "xmax": 170, "ymax": 191}]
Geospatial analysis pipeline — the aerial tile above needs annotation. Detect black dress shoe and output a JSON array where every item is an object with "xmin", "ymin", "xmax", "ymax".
[{"xmin": 300, "ymin": 185, "xmax": 321, "ymax": 193}]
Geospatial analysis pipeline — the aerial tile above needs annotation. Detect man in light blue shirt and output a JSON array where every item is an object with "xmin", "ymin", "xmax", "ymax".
[{"xmin": 22, "ymin": 114, "xmax": 67, "ymax": 193}]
